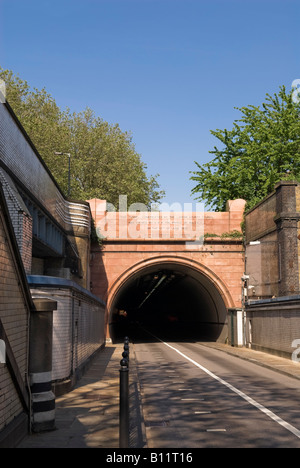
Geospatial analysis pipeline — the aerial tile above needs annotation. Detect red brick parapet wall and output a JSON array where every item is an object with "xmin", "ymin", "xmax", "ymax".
[{"xmin": 88, "ymin": 198, "xmax": 246, "ymax": 242}]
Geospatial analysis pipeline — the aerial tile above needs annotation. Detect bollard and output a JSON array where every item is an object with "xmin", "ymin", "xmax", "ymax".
[
  {"xmin": 124, "ymin": 336, "xmax": 129, "ymax": 366},
  {"xmin": 119, "ymin": 357, "xmax": 129, "ymax": 448}
]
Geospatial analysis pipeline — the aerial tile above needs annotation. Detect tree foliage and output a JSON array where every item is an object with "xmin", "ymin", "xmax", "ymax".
[
  {"xmin": 191, "ymin": 86, "xmax": 300, "ymax": 211},
  {"xmin": 0, "ymin": 68, "xmax": 165, "ymax": 208}
]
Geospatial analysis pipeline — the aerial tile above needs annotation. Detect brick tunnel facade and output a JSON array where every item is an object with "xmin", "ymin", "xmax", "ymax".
[{"xmin": 89, "ymin": 198, "xmax": 246, "ymax": 343}]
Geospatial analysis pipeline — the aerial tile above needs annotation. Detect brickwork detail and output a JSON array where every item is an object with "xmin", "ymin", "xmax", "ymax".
[
  {"xmin": 245, "ymin": 181, "xmax": 300, "ymax": 299},
  {"xmin": 296, "ymin": 185, "xmax": 300, "ymax": 292},
  {"xmin": 89, "ymin": 198, "xmax": 246, "ymax": 328},
  {"xmin": 0, "ymin": 104, "xmax": 90, "ymax": 234},
  {"xmin": 0, "ymin": 169, "xmax": 33, "ymax": 273},
  {"xmin": 245, "ymin": 181, "xmax": 300, "ymax": 358},
  {"xmin": 0, "ymin": 103, "xmax": 92, "ymax": 288},
  {"xmin": 0, "ymin": 200, "xmax": 30, "ymax": 434}
]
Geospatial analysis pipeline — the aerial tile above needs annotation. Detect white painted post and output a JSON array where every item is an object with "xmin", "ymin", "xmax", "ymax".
[
  {"xmin": 236, "ymin": 310, "xmax": 244, "ymax": 347},
  {"xmin": 0, "ymin": 339, "xmax": 6, "ymax": 363}
]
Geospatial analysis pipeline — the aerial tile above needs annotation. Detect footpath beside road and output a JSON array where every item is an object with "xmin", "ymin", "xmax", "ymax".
[
  {"xmin": 18, "ymin": 340, "xmax": 300, "ymax": 449},
  {"xmin": 18, "ymin": 343, "xmax": 146, "ymax": 449}
]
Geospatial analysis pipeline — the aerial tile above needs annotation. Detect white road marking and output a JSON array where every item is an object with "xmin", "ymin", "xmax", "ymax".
[
  {"xmin": 181, "ymin": 398, "xmax": 205, "ymax": 401},
  {"xmin": 162, "ymin": 341, "xmax": 300, "ymax": 440}
]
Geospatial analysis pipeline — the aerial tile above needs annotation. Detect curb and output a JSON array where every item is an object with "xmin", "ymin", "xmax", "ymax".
[{"xmin": 200, "ymin": 342, "xmax": 300, "ymax": 381}]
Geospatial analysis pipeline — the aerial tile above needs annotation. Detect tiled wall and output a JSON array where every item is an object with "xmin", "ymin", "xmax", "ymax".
[
  {"xmin": 0, "ymin": 198, "xmax": 29, "ymax": 435},
  {"xmin": 28, "ymin": 278, "xmax": 105, "ymax": 385}
]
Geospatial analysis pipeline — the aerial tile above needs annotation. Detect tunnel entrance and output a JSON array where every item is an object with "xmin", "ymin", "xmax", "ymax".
[{"xmin": 109, "ymin": 261, "xmax": 229, "ymax": 343}]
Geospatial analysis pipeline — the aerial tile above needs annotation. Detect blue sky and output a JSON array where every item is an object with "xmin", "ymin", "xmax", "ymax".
[{"xmin": 0, "ymin": 0, "xmax": 300, "ymax": 208}]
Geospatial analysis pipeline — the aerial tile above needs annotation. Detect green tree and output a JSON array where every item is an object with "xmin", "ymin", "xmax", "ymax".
[
  {"xmin": 191, "ymin": 86, "xmax": 300, "ymax": 211},
  {"xmin": 67, "ymin": 108, "xmax": 164, "ymax": 208},
  {"xmin": 0, "ymin": 68, "xmax": 164, "ymax": 207}
]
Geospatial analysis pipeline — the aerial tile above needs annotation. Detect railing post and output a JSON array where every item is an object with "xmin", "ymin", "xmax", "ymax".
[{"xmin": 119, "ymin": 337, "xmax": 129, "ymax": 448}]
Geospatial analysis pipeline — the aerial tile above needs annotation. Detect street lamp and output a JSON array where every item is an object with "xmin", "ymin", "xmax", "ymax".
[{"xmin": 54, "ymin": 152, "xmax": 71, "ymax": 197}]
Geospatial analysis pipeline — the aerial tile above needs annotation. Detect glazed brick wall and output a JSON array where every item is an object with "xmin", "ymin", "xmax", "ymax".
[
  {"xmin": 0, "ymin": 104, "xmax": 91, "ymax": 235},
  {"xmin": 28, "ymin": 285, "xmax": 105, "ymax": 383},
  {"xmin": 0, "ymin": 103, "xmax": 66, "ymax": 228},
  {"xmin": 0, "ymin": 208, "xmax": 29, "ymax": 433},
  {"xmin": 0, "ymin": 169, "xmax": 33, "ymax": 274},
  {"xmin": 19, "ymin": 212, "xmax": 32, "ymax": 274}
]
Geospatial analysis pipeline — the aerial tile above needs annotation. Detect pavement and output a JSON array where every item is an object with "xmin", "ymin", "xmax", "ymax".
[
  {"xmin": 17, "ymin": 340, "xmax": 300, "ymax": 449},
  {"xmin": 18, "ymin": 343, "xmax": 146, "ymax": 449}
]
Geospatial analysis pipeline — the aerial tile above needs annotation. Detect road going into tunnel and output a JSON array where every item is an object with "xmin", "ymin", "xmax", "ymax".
[
  {"xmin": 131, "ymin": 329, "xmax": 300, "ymax": 448},
  {"xmin": 109, "ymin": 262, "xmax": 230, "ymax": 343}
]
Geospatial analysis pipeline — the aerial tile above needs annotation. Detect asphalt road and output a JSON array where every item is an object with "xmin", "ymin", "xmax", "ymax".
[{"xmin": 132, "ymin": 331, "xmax": 300, "ymax": 448}]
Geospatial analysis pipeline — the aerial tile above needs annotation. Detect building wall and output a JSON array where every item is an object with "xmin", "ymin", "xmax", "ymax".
[
  {"xmin": 0, "ymin": 169, "xmax": 33, "ymax": 273},
  {"xmin": 89, "ymin": 198, "xmax": 246, "ymax": 309},
  {"xmin": 0, "ymin": 190, "xmax": 31, "ymax": 446},
  {"xmin": 245, "ymin": 181, "xmax": 300, "ymax": 358},
  {"xmin": 0, "ymin": 99, "xmax": 108, "ymax": 444},
  {"xmin": 27, "ymin": 277, "xmax": 106, "ymax": 392},
  {"xmin": 0, "ymin": 103, "xmax": 90, "ymax": 234},
  {"xmin": 246, "ymin": 297, "xmax": 300, "ymax": 359},
  {"xmin": 0, "ymin": 102, "xmax": 91, "ymax": 289},
  {"xmin": 89, "ymin": 198, "xmax": 246, "ymax": 342},
  {"xmin": 296, "ymin": 185, "xmax": 300, "ymax": 291},
  {"xmin": 245, "ymin": 181, "xmax": 300, "ymax": 300}
]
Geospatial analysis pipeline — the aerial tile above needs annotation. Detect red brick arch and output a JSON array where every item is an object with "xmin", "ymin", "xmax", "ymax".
[
  {"xmin": 88, "ymin": 197, "xmax": 246, "ymax": 340},
  {"xmin": 106, "ymin": 254, "xmax": 236, "ymax": 319}
]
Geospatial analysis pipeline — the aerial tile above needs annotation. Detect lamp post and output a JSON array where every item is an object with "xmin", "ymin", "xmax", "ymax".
[{"xmin": 54, "ymin": 152, "xmax": 71, "ymax": 197}]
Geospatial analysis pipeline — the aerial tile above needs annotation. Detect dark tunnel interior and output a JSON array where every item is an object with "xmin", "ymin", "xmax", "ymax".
[{"xmin": 109, "ymin": 263, "xmax": 228, "ymax": 343}]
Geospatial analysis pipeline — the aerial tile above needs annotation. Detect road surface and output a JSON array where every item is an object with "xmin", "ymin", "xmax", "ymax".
[{"xmin": 132, "ymin": 331, "xmax": 300, "ymax": 448}]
